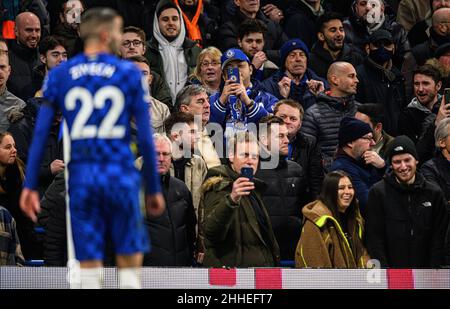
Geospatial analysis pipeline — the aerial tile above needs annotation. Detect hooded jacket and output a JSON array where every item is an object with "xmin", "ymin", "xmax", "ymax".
[
  {"xmin": 201, "ymin": 165, "xmax": 280, "ymax": 267},
  {"xmin": 295, "ymin": 200, "xmax": 370, "ymax": 268},
  {"xmin": 146, "ymin": 0, "xmax": 202, "ymax": 103}
]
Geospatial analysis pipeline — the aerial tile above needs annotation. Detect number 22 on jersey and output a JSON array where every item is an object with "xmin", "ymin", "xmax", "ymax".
[{"xmin": 65, "ymin": 86, "xmax": 126, "ymax": 140}]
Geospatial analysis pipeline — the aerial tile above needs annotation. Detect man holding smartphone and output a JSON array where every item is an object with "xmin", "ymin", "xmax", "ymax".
[{"xmin": 200, "ymin": 131, "xmax": 280, "ymax": 267}]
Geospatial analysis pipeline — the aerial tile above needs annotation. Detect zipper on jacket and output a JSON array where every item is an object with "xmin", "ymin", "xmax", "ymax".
[{"xmin": 407, "ymin": 194, "xmax": 414, "ymax": 237}]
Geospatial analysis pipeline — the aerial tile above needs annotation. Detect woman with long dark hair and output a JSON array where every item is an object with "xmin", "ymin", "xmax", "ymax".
[{"xmin": 295, "ymin": 170, "xmax": 370, "ymax": 268}]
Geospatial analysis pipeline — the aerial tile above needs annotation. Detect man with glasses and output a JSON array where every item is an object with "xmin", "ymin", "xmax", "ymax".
[
  {"xmin": 120, "ymin": 26, "xmax": 146, "ymax": 59},
  {"xmin": 330, "ymin": 116, "xmax": 386, "ymax": 218},
  {"xmin": 139, "ymin": 133, "xmax": 196, "ymax": 267}
]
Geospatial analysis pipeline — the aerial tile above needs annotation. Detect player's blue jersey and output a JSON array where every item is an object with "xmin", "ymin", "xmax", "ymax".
[{"xmin": 24, "ymin": 53, "xmax": 160, "ymax": 195}]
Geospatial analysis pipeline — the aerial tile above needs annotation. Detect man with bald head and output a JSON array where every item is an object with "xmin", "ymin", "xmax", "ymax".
[
  {"xmin": 7, "ymin": 12, "xmax": 41, "ymax": 101},
  {"xmin": 301, "ymin": 61, "xmax": 359, "ymax": 171}
]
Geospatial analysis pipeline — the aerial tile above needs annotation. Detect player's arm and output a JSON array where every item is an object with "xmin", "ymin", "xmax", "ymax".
[
  {"xmin": 132, "ymin": 72, "xmax": 165, "ymax": 217},
  {"xmin": 21, "ymin": 102, "xmax": 55, "ymax": 222}
]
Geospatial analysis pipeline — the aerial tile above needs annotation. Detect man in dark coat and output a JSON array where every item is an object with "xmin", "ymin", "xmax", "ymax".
[
  {"xmin": 330, "ymin": 117, "xmax": 386, "ymax": 218},
  {"xmin": 355, "ymin": 30, "xmax": 406, "ymax": 136},
  {"xmin": 261, "ymin": 38, "xmax": 326, "ymax": 110},
  {"xmin": 143, "ymin": 133, "xmax": 196, "ymax": 266},
  {"xmin": 256, "ymin": 115, "xmax": 307, "ymax": 261},
  {"xmin": 274, "ymin": 99, "xmax": 323, "ymax": 201},
  {"xmin": 7, "ymin": 12, "xmax": 41, "ymax": 101},
  {"xmin": 366, "ymin": 136, "xmax": 449, "ymax": 268}
]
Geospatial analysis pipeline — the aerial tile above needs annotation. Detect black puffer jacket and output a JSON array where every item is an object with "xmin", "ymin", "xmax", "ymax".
[
  {"xmin": 289, "ymin": 132, "xmax": 324, "ymax": 201},
  {"xmin": 38, "ymin": 172, "xmax": 66, "ymax": 266},
  {"xmin": 355, "ymin": 58, "xmax": 406, "ymax": 136},
  {"xmin": 301, "ymin": 92, "xmax": 358, "ymax": 171},
  {"xmin": 255, "ymin": 156, "xmax": 307, "ymax": 260},
  {"xmin": 218, "ymin": 9, "xmax": 288, "ymax": 65},
  {"xmin": 343, "ymin": 12, "xmax": 410, "ymax": 68},
  {"xmin": 144, "ymin": 174, "xmax": 196, "ymax": 266},
  {"xmin": 366, "ymin": 172, "xmax": 449, "ymax": 268}
]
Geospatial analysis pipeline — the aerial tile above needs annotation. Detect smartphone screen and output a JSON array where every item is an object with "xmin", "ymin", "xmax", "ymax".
[
  {"xmin": 240, "ymin": 167, "xmax": 253, "ymax": 180},
  {"xmin": 445, "ymin": 88, "xmax": 450, "ymax": 105},
  {"xmin": 227, "ymin": 67, "xmax": 240, "ymax": 84}
]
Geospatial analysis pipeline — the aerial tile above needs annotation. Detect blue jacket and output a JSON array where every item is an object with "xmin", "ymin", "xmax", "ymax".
[
  {"xmin": 260, "ymin": 69, "xmax": 327, "ymax": 110},
  {"xmin": 330, "ymin": 151, "xmax": 385, "ymax": 218}
]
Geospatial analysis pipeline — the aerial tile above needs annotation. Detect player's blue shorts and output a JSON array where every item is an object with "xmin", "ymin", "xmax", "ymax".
[{"xmin": 68, "ymin": 164, "xmax": 149, "ymax": 261}]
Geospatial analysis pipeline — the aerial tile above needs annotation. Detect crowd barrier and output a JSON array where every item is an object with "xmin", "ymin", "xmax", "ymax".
[{"xmin": 1, "ymin": 267, "xmax": 450, "ymax": 289}]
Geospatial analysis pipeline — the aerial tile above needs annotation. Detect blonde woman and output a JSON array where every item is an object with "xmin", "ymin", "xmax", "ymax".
[{"xmin": 190, "ymin": 46, "xmax": 222, "ymax": 95}]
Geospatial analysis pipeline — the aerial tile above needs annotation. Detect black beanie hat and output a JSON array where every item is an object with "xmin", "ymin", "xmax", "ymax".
[
  {"xmin": 338, "ymin": 116, "xmax": 373, "ymax": 147},
  {"xmin": 386, "ymin": 135, "xmax": 419, "ymax": 161}
]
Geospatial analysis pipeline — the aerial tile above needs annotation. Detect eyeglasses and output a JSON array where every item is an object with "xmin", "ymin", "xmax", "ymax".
[
  {"xmin": 200, "ymin": 61, "xmax": 220, "ymax": 68},
  {"xmin": 122, "ymin": 40, "xmax": 143, "ymax": 48}
]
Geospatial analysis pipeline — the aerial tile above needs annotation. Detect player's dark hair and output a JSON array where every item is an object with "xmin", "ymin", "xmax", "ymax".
[{"xmin": 79, "ymin": 7, "xmax": 119, "ymax": 41}]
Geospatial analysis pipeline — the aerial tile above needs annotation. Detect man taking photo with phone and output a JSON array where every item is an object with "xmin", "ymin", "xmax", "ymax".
[{"xmin": 200, "ymin": 131, "xmax": 280, "ymax": 267}]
